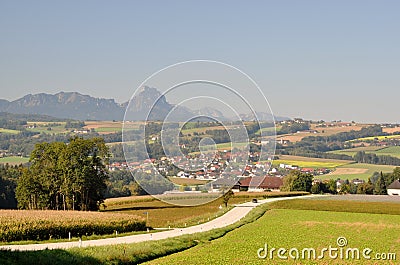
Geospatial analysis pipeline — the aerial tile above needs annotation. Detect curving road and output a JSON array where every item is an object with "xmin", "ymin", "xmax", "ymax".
[{"xmin": 0, "ymin": 195, "xmax": 315, "ymax": 251}]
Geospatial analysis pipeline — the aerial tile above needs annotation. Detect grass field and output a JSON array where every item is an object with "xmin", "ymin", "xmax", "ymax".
[
  {"xmin": 83, "ymin": 121, "xmax": 124, "ymax": 134},
  {"xmin": 0, "ymin": 156, "xmax": 29, "ymax": 165},
  {"xmin": 331, "ymin": 146, "xmax": 400, "ymax": 159},
  {"xmin": 272, "ymin": 155, "xmax": 353, "ymax": 169},
  {"xmin": 0, "ymin": 128, "xmax": 20, "ymax": 134},
  {"xmin": 321, "ymin": 163, "xmax": 396, "ymax": 180},
  {"xmin": 375, "ymin": 146, "xmax": 400, "ymax": 158},
  {"xmin": 26, "ymin": 122, "xmax": 69, "ymax": 134},
  {"xmin": 145, "ymin": 199, "xmax": 400, "ymax": 264}
]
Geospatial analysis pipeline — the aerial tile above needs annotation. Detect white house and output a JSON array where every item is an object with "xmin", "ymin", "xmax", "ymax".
[{"xmin": 387, "ymin": 179, "xmax": 400, "ymax": 196}]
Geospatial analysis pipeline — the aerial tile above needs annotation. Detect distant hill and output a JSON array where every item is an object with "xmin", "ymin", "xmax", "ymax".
[
  {"xmin": 0, "ymin": 88, "xmax": 290, "ymax": 121},
  {"xmin": 0, "ymin": 92, "xmax": 124, "ymax": 121}
]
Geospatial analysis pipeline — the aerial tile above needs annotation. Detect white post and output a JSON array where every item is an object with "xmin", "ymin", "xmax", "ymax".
[{"xmin": 69, "ymin": 232, "xmax": 71, "ymax": 241}]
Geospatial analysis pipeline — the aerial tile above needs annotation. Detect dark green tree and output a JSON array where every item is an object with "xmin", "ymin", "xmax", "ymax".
[{"xmin": 374, "ymin": 172, "xmax": 387, "ymax": 195}]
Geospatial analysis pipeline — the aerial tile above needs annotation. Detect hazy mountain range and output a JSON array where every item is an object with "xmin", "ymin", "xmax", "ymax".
[{"xmin": 0, "ymin": 87, "xmax": 289, "ymax": 121}]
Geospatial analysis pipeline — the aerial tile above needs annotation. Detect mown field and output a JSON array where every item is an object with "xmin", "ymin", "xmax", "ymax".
[
  {"xmin": 145, "ymin": 199, "xmax": 400, "ymax": 265},
  {"xmin": 320, "ymin": 163, "xmax": 396, "ymax": 180},
  {"xmin": 272, "ymin": 155, "xmax": 353, "ymax": 169},
  {"xmin": 0, "ymin": 210, "xmax": 145, "ymax": 243},
  {"xmin": 0, "ymin": 156, "xmax": 29, "ymax": 165}
]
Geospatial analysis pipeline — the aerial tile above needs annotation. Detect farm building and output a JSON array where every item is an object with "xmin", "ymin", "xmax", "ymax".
[
  {"xmin": 240, "ymin": 176, "xmax": 283, "ymax": 192},
  {"xmin": 210, "ymin": 178, "xmax": 241, "ymax": 192},
  {"xmin": 387, "ymin": 179, "xmax": 400, "ymax": 196}
]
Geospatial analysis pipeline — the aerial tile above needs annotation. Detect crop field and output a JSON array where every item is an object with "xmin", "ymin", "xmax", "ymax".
[
  {"xmin": 348, "ymin": 134, "xmax": 400, "ymax": 142},
  {"xmin": 272, "ymin": 155, "xmax": 353, "ymax": 169},
  {"xmin": 145, "ymin": 199, "xmax": 400, "ymax": 265},
  {"xmin": 383, "ymin": 127, "xmax": 400, "ymax": 134},
  {"xmin": 321, "ymin": 163, "xmax": 396, "ymax": 180},
  {"xmin": 168, "ymin": 177, "xmax": 210, "ymax": 186},
  {"xmin": 276, "ymin": 124, "xmax": 368, "ymax": 143},
  {"xmin": 0, "ymin": 156, "xmax": 29, "ymax": 165},
  {"xmin": 0, "ymin": 128, "xmax": 20, "ymax": 134},
  {"xmin": 0, "ymin": 210, "xmax": 145, "ymax": 242},
  {"xmin": 83, "ymin": 121, "xmax": 124, "ymax": 134}
]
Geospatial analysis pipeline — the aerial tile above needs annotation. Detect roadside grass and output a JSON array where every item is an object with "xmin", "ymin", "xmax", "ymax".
[
  {"xmin": 0, "ymin": 156, "xmax": 29, "ymax": 165},
  {"xmin": 0, "ymin": 128, "xmax": 20, "ymax": 134},
  {"xmin": 320, "ymin": 163, "xmax": 396, "ymax": 180},
  {"xmin": 0, "ymin": 198, "xmax": 272, "ymax": 265},
  {"xmin": 144, "ymin": 199, "xmax": 400, "ymax": 265}
]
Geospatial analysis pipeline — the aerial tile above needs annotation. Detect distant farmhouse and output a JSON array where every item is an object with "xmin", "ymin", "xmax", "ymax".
[{"xmin": 387, "ymin": 179, "xmax": 400, "ymax": 196}]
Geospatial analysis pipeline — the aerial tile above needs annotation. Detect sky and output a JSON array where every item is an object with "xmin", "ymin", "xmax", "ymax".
[{"xmin": 0, "ymin": 1, "xmax": 399, "ymax": 123}]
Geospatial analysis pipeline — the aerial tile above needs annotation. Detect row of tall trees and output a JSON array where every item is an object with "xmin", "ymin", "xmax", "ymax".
[
  {"xmin": 354, "ymin": 151, "xmax": 400, "ymax": 166},
  {"xmin": 0, "ymin": 164, "xmax": 22, "ymax": 208},
  {"xmin": 16, "ymin": 137, "xmax": 110, "ymax": 211}
]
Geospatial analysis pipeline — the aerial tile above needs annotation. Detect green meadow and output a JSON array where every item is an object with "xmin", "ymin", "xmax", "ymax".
[
  {"xmin": 0, "ymin": 128, "xmax": 20, "ymax": 134},
  {"xmin": 0, "ymin": 156, "xmax": 29, "ymax": 165},
  {"xmin": 145, "ymin": 199, "xmax": 400, "ymax": 265}
]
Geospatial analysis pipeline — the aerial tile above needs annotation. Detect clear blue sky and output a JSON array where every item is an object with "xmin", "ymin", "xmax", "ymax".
[{"xmin": 1, "ymin": 1, "xmax": 399, "ymax": 123}]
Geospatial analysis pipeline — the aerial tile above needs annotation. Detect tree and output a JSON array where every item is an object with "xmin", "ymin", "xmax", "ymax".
[
  {"xmin": 374, "ymin": 172, "xmax": 387, "ymax": 195},
  {"xmin": 357, "ymin": 179, "xmax": 374, "ymax": 194},
  {"xmin": 16, "ymin": 137, "xmax": 110, "ymax": 211},
  {"xmin": 324, "ymin": 179, "xmax": 337, "ymax": 194},
  {"xmin": 310, "ymin": 183, "xmax": 321, "ymax": 194},
  {"xmin": 281, "ymin": 171, "xmax": 313, "ymax": 192},
  {"xmin": 221, "ymin": 188, "xmax": 234, "ymax": 207}
]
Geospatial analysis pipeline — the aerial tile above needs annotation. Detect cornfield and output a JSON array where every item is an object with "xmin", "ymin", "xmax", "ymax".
[{"xmin": 0, "ymin": 210, "xmax": 146, "ymax": 242}]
